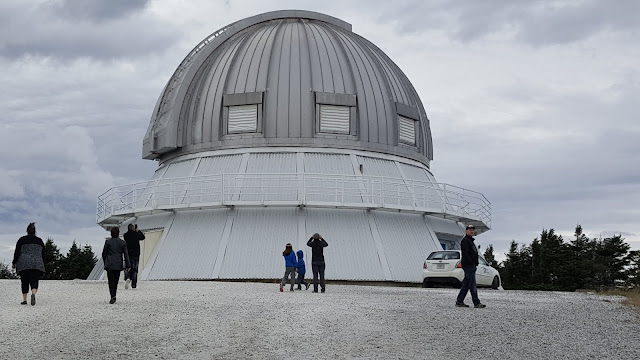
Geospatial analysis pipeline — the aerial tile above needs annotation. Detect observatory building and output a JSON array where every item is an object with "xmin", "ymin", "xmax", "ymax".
[{"xmin": 90, "ymin": 10, "xmax": 491, "ymax": 283}]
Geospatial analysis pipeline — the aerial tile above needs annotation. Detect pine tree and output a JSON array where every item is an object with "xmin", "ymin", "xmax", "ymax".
[
  {"xmin": 43, "ymin": 237, "xmax": 63, "ymax": 280},
  {"xmin": 0, "ymin": 261, "xmax": 18, "ymax": 279},
  {"xmin": 60, "ymin": 241, "xmax": 96, "ymax": 279},
  {"xmin": 483, "ymin": 244, "xmax": 499, "ymax": 269}
]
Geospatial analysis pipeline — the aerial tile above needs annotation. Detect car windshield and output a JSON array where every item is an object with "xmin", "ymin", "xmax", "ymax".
[{"xmin": 427, "ymin": 251, "xmax": 460, "ymax": 260}]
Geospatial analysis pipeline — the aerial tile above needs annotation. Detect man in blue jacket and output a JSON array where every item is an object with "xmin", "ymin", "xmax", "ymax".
[{"xmin": 455, "ymin": 225, "xmax": 486, "ymax": 308}]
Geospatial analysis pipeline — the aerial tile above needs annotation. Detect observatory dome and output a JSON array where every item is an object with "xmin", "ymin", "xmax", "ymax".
[{"xmin": 143, "ymin": 10, "xmax": 433, "ymax": 166}]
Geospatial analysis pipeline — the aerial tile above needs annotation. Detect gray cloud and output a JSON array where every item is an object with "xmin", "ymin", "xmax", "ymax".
[
  {"xmin": 347, "ymin": 0, "xmax": 640, "ymax": 45},
  {"xmin": 0, "ymin": 0, "xmax": 179, "ymax": 59}
]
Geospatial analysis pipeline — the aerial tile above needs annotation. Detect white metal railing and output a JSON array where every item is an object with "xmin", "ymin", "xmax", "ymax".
[{"xmin": 96, "ymin": 173, "xmax": 491, "ymax": 227}]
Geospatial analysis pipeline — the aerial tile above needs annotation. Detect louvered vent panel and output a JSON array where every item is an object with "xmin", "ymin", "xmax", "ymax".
[
  {"xmin": 398, "ymin": 116, "xmax": 416, "ymax": 145},
  {"xmin": 319, "ymin": 105, "xmax": 350, "ymax": 134},
  {"xmin": 228, "ymin": 105, "xmax": 258, "ymax": 133}
]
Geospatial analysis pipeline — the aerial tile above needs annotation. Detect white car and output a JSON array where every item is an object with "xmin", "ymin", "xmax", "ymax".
[{"xmin": 422, "ymin": 250, "xmax": 501, "ymax": 289}]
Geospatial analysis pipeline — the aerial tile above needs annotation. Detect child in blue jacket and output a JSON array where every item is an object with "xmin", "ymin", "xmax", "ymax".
[
  {"xmin": 295, "ymin": 250, "xmax": 310, "ymax": 290},
  {"xmin": 280, "ymin": 243, "xmax": 297, "ymax": 292}
]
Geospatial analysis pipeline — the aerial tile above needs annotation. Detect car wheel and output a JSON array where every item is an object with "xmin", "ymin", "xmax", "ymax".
[
  {"xmin": 423, "ymin": 279, "xmax": 433, "ymax": 288},
  {"xmin": 491, "ymin": 276, "xmax": 500, "ymax": 289}
]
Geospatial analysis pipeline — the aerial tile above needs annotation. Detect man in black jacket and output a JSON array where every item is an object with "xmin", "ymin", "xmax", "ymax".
[
  {"xmin": 123, "ymin": 224, "xmax": 145, "ymax": 289},
  {"xmin": 307, "ymin": 233, "xmax": 328, "ymax": 293},
  {"xmin": 455, "ymin": 225, "xmax": 486, "ymax": 308}
]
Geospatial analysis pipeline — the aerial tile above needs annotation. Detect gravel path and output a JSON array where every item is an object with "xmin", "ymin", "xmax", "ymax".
[{"xmin": 0, "ymin": 280, "xmax": 638, "ymax": 359}]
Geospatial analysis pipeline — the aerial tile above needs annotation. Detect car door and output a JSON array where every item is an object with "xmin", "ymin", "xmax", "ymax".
[{"xmin": 476, "ymin": 256, "xmax": 492, "ymax": 286}]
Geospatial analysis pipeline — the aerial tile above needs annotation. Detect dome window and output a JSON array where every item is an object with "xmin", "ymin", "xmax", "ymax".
[{"xmin": 398, "ymin": 116, "xmax": 417, "ymax": 146}]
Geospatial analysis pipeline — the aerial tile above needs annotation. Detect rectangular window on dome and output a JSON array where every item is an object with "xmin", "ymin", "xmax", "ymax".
[
  {"xmin": 228, "ymin": 104, "xmax": 258, "ymax": 133},
  {"xmin": 319, "ymin": 105, "xmax": 350, "ymax": 134},
  {"xmin": 398, "ymin": 116, "xmax": 416, "ymax": 146}
]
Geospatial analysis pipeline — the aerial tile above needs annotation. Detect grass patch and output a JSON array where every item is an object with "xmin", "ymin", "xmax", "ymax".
[{"xmin": 597, "ymin": 289, "xmax": 640, "ymax": 313}]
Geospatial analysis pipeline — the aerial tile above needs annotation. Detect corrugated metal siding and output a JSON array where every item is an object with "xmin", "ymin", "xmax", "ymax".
[
  {"xmin": 228, "ymin": 104, "xmax": 258, "ymax": 133},
  {"xmin": 304, "ymin": 153, "xmax": 360, "ymax": 203},
  {"xmin": 398, "ymin": 163, "xmax": 430, "ymax": 182},
  {"xmin": 319, "ymin": 105, "xmax": 350, "ymax": 134},
  {"xmin": 426, "ymin": 215, "xmax": 464, "ymax": 237},
  {"xmin": 194, "ymin": 155, "xmax": 243, "ymax": 176},
  {"xmin": 162, "ymin": 159, "xmax": 197, "ymax": 178},
  {"xmin": 373, "ymin": 212, "xmax": 442, "ymax": 282},
  {"xmin": 241, "ymin": 153, "xmax": 297, "ymax": 201},
  {"xmin": 304, "ymin": 208, "xmax": 385, "ymax": 280},
  {"xmin": 357, "ymin": 156, "xmax": 412, "ymax": 207},
  {"xmin": 218, "ymin": 208, "xmax": 299, "ymax": 279},
  {"xmin": 146, "ymin": 209, "xmax": 228, "ymax": 280},
  {"xmin": 87, "ymin": 257, "xmax": 104, "ymax": 280}
]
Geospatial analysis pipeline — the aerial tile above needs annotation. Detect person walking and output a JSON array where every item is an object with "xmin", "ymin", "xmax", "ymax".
[
  {"xmin": 123, "ymin": 223, "xmax": 145, "ymax": 289},
  {"xmin": 280, "ymin": 243, "xmax": 297, "ymax": 292},
  {"xmin": 102, "ymin": 227, "xmax": 131, "ymax": 304},
  {"xmin": 455, "ymin": 225, "xmax": 486, "ymax": 308},
  {"xmin": 12, "ymin": 223, "xmax": 45, "ymax": 306},
  {"xmin": 307, "ymin": 233, "xmax": 328, "ymax": 293},
  {"xmin": 295, "ymin": 250, "xmax": 310, "ymax": 290}
]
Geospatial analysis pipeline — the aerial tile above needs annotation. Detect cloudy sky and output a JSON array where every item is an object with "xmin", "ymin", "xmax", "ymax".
[{"xmin": 1, "ymin": 0, "xmax": 638, "ymax": 265}]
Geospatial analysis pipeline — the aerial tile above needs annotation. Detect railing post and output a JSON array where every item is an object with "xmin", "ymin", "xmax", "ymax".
[
  {"xmin": 341, "ymin": 174, "xmax": 344, "ymax": 205},
  {"xmin": 221, "ymin": 174, "xmax": 225, "ymax": 204},
  {"xmin": 442, "ymin": 183, "xmax": 448, "ymax": 214}
]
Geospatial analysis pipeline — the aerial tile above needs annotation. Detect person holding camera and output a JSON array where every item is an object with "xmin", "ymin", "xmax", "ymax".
[
  {"xmin": 123, "ymin": 223, "xmax": 145, "ymax": 289},
  {"xmin": 307, "ymin": 233, "xmax": 328, "ymax": 293}
]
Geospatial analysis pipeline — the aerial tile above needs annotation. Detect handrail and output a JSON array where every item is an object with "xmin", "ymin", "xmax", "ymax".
[{"xmin": 96, "ymin": 173, "xmax": 491, "ymax": 228}]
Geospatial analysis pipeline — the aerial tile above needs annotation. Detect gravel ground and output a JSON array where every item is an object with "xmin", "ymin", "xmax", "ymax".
[{"xmin": 0, "ymin": 280, "xmax": 638, "ymax": 360}]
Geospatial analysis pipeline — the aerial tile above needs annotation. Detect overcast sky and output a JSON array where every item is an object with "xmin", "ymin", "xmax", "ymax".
[{"xmin": 1, "ymin": 0, "xmax": 638, "ymax": 265}]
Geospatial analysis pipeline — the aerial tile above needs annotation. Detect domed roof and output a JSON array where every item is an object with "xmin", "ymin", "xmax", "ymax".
[{"xmin": 143, "ymin": 10, "xmax": 433, "ymax": 165}]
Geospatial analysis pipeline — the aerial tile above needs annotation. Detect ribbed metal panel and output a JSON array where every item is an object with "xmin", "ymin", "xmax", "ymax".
[
  {"xmin": 356, "ymin": 156, "xmax": 401, "ymax": 178},
  {"xmin": 398, "ymin": 116, "xmax": 416, "ymax": 145},
  {"xmin": 241, "ymin": 153, "xmax": 297, "ymax": 201},
  {"xmin": 162, "ymin": 159, "xmax": 197, "ymax": 178},
  {"xmin": 319, "ymin": 105, "xmax": 350, "ymax": 134},
  {"xmin": 398, "ymin": 163, "xmax": 430, "ymax": 182},
  {"xmin": 303, "ymin": 153, "xmax": 354, "ymax": 175},
  {"xmin": 218, "ymin": 208, "xmax": 299, "ymax": 279},
  {"xmin": 426, "ymin": 215, "xmax": 464, "ymax": 236},
  {"xmin": 194, "ymin": 154, "xmax": 243, "ymax": 176},
  {"xmin": 146, "ymin": 209, "xmax": 228, "ymax": 280},
  {"xmin": 135, "ymin": 213, "xmax": 173, "ymax": 231},
  {"xmin": 228, "ymin": 104, "xmax": 257, "ymax": 133},
  {"xmin": 373, "ymin": 212, "xmax": 442, "ymax": 282},
  {"xmin": 304, "ymin": 153, "xmax": 360, "ymax": 203},
  {"xmin": 87, "ymin": 257, "xmax": 105, "ymax": 280},
  {"xmin": 304, "ymin": 208, "xmax": 385, "ymax": 281}
]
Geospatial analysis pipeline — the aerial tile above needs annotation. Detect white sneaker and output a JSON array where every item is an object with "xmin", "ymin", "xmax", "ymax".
[{"xmin": 125, "ymin": 279, "xmax": 131, "ymax": 289}]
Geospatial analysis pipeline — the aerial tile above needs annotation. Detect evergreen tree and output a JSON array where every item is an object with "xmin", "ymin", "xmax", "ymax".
[
  {"xmin": 595, "ymin": 235, "xmax": 630, "ymax": 288},
  {"xmin": 60, "ymin": 241, "xmax": 97, "ymax": 279},
  {"xmin": 0, "ymin": 261, "xmax": 18, "ymax": 279},
  {"xmin": 43, "ymin": 237, "xmax": 63, "ymax": 280},
  {"xmin": 626, "ymin": 250, "xmax": 640, "ymax": 288},
  {"xmin": 483, "ymin": 244, "xmax": 499, "ymax": 269}
]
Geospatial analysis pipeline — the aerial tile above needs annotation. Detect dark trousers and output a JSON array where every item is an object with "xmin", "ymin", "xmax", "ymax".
[
  {"xmin": 456, "ymin": 266, "xmax": 480, "ymax": 305},
  {"xmin": 311, "ymin": 261, "xmax": 326, "ymax": 292},
  {"xmin": 124, "ymin": 255, "xmax": 140, "ymax": 287},
  {"xmin": 106, "ymin": 270, "xmax": 121, "ymax": 299},
  {"xmin": 296, "ymin": 272, "xmax": 308, "ymax": 289},
  {"xmin": 19, "ymin": 269, "xmax": 41, "ymax": 294}
]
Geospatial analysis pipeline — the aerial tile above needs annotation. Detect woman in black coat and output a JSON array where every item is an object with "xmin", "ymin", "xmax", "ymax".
[
  {"xmin": 12, "ymin": 222, "xmax": 46, "ymax": 305},
  {"xmin": 102, "ymin": 227, "xmax": 131, "ymax": 304}
]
